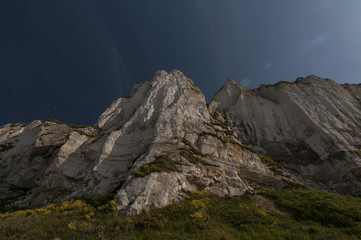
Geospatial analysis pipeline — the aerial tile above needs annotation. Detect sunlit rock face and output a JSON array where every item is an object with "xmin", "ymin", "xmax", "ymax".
[
  {"xmin": 209, "ymin": 76, "xmax": 361, "ymax": 194},
  {"xmin": 0, "ymin": 70, "xmax": 360, "ymax": 214}
]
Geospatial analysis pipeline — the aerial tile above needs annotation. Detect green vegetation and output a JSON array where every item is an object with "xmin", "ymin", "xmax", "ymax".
[
  {"xmin": 198, "ymin": 130, "xmax": 285, "ymax": 176},
  {"xmin": 199, "ymin": 131, "xmax": 219, "ymax": 138},
  {"xmin": 179, "ymin": 138, "xmax": 218, "ymax": 167},
  {"xmin": 258, "ymin": 154, "xmax": 284, "ymax": 176},
  {"xmin": 1, "ymin": 188, "xmax": 361, "ymax": 239},
  {"xmin": 210, "ymin": 118, "xmax": 235, "ymax": 137},
  {"xmin": 228, "ymin": 136, "xmax": 286, "ymax": 176},
  {"xmin": 72, "ymin": 128, "xmax": 96, "ymax": 138},
  {"xmin": 47, "ymin": 119, "xmax": 93, "ymax": 129},
  {"xmin": 230, "ymin": 140, "xmax": 258, "ymax": 153},
  {"xmin": 180, "ymin": 151, "xmax": 217, "ymax": 167},
  {"xmin": 9, "ymin": 123, "xmax": 26, "ymax": 128},
  {"xmin": 181, "ymin": 139, "xmax": 204, "ymax": 156},
  {"xmin": 38, "ymin": 144, "xmax": 63, "ymax": 159},
  {"xmin": 214, "ymin": 128, "xmax": 235, "ymax": 136},
  {"xmin": 67, "ymin": 123, "xmax": 96, "ymax": 138},
  {"xmin": 209, "ymin": 113, "xmax": 231, "ymax": 129},
  {"xmin": 280, "ymin": 178, "xmax": 307, "ymax": 189},
  {"xmin": 199, "ymin": 131, "xmax": 227, "ymax": 144},
  {"xmin": 212, "ymin": 120, "xmax": 229, "ymax": 130},
  {"xmin": 200, "ymin": 131, "xmax": 253, "ymax": 153},
  {"xmin": 67, "ymin": 124, "xmax": 93, "ymax": 129},
  {"xmin": 132, "ymin": 155, "xmax": 178, "ymax": 177},
  {"xmin": 262, "ymin": 187, "xmax": 361, "ymax": 235},
  {"xmin": 46, "ymin": 119, "xmax": 96, "ymax": 138}
]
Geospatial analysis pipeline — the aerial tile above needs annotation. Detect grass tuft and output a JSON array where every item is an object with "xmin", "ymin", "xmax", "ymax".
[
  {"xmin": 180, "ymin": 151, "xmax": 216, "ymax": 167},
  {"xmin": 181, "ymin": 139, "xmax": 204, "ymax": 156},
  {"xmin": 258, "ymin": 154, "xmax": 284, "ymax": 176},
  {"xmin": 132, "ymin": 155, "xmax": 178, "ymax": 177}
]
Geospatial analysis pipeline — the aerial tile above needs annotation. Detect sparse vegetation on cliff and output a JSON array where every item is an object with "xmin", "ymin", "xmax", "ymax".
[
  {"xmin": 179, "ymin": 138, "xmax": 218, "ymax": 166},
  {"xmin": 181, "ymin": 138, "xmax": 204, "ymax": 156},
  {"xmin": 46, "ymin": 119, "xmax": 96, "ymax": 138},
  {"xmin": 180, "ymin": 150, "xmax": 215, "ymax": 167},
  {"xmin": 258, "ymin": 154, "xmax": 285, "ymax": 176},
  {"xmin": 132, "ymin": 155, "xmax": 178, "ymax": 177}
]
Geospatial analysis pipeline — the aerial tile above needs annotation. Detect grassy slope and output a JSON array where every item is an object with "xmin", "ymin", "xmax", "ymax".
[{"xmin": 0, "ymin": 187, "xmax": 361, "ymax": 240}]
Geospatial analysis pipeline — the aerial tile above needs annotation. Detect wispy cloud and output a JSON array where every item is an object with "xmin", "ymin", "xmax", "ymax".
[{"xmin": 303, "ymin": 32, "xmax": 333, "ymax": 50}]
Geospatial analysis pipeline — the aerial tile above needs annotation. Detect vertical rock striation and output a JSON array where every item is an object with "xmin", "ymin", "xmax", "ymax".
[{"xmin": 209, "ymin": 76, "xmax": 361, "ymax": 193}]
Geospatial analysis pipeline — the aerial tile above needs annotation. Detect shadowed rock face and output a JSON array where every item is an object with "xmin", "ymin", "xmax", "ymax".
[
  {"xmin": 0, "ymin": 70, "xmax": 360, "ymax": 214},
  {"xmin": 209, "ymin": 76, "xmax": 361, "ymax": 193}
]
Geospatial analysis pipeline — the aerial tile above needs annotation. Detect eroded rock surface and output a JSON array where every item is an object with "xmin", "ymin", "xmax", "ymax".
[
  {"xmin": 1, "ymin": 70, "xmax": 360, "ymax": 214},
  {"xmin": 209, "ymin": 76, "xmax": 361, "ymax": 194}
]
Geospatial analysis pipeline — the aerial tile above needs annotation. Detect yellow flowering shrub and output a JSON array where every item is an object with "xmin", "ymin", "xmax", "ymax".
[
  {"xmin": 67, "ymin": 221, "xmax": 77, "ymax": 230},
  {"xmin": 85, "ymin": 211, "xmax": 94, "ymax": 219},
  {"xmin": 188, "ymin": 190, "xmax": 210, "ymax": 228},
  {"xmin": 190, "ymin": 199, "xmax": 207, "ymax": 209}
]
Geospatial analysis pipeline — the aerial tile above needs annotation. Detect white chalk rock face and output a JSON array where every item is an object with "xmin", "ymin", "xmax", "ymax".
[
  {"xmin": 97, "ymin": 70, "xmax": 279, "ymax": 214},
  {"xmin": 209, "ymin": 76, "xmax": 361, "ymax": 193},
  {"xmin": 1, "ymin": 70, "xmax": 359, "ymax": 214},
  {"xmin": 0, "ymin": 70, "xmax": 280, "ymax": 214}
]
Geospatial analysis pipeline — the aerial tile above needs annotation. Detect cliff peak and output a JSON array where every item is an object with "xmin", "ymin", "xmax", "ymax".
[{"xmin": 1, "ymin": 70, "xmax": 361, "ymax": 215}]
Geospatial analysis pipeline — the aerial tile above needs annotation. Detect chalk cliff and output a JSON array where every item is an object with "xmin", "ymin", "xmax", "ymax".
[
  {"xmin": 209, "ymin": 76, "xmax": 361, "ymax": 193},
  {"xmin": 1, "ymin": 70, "xmax": 360, "ymax": 214}
]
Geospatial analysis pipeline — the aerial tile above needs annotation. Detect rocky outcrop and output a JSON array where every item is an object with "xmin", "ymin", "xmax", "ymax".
[
  {"xmin": 0, "ymin": 70, "xmax": 360, "ymax": 214},
  {"xmin": 209, "ymin": 76, "xmax": 361, "ymax": 194}
]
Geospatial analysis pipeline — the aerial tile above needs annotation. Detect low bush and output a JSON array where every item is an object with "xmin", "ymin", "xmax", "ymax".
[{"xmin": 1, "ymin": 188, "xmax": 361, "ymax": 239}]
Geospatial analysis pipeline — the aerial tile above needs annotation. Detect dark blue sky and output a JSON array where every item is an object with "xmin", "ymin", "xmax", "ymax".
[{"xmin": 1, "ymin": 0, "xmax": 361, "ymax": 125}]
